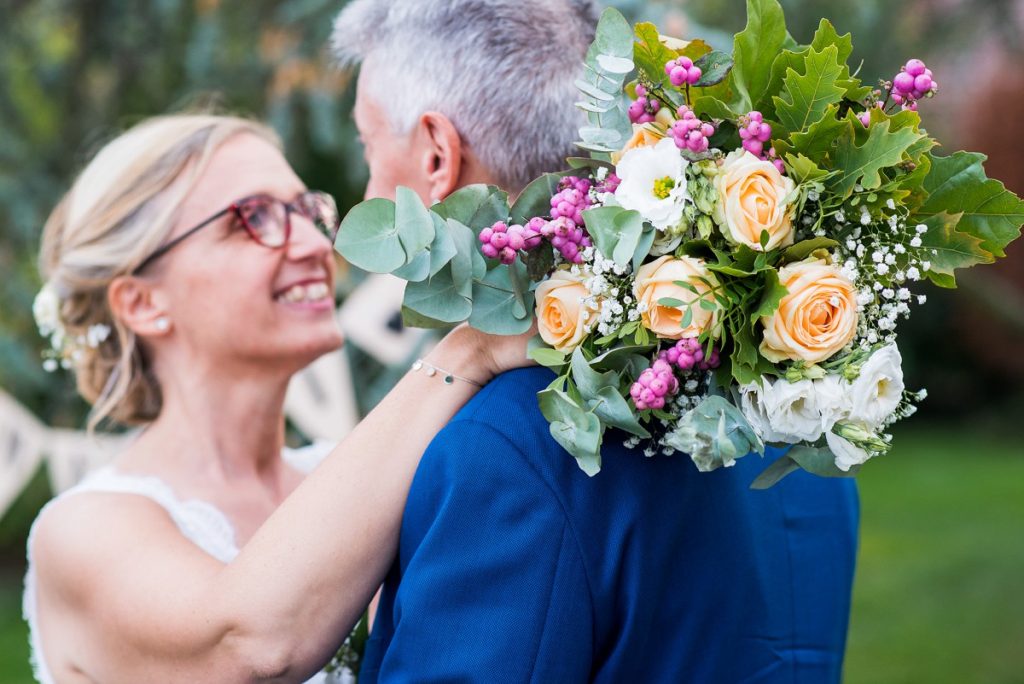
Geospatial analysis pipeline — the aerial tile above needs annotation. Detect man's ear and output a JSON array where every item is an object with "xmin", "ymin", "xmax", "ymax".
[
  {"xmin": 107, "ymin": 275, "xmax": 172, "ymax": 338},
  {"xmin": 416, "ymin": 111, "xmax": 463, "ymax": 201}
]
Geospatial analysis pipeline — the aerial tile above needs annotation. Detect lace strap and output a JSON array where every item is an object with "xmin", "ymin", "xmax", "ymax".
[{"xmin": 65, "ymin": 467, "xmax": 239, "ymax": 563}]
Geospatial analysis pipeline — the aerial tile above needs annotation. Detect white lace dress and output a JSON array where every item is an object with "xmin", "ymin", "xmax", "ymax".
[{"xmin": 23, "ymin": 444, "xmax": 354, "ymax": 684}]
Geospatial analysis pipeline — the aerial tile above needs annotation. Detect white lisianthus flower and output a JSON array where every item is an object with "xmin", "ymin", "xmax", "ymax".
[
  {"xmin": 614, "ymin": 137, "xmax": 690, "ymax": 231},
  {"xmin": 813, "ymin": 374, "xmax": 852, "ymax": 433},
  {"xmin": 740, "ymin": 379, "xmax": 787, "ymax": 443},
  {"xmin": 762, "ymin": 378, "xmax": 825, "ymax": 442},
  {"xmin": 826, "ymin": 431, "xmax": 872, "ymax": 472},
  {"xmin": 848, "ymin": 345, "xmax": 904, "ymax": 427}
]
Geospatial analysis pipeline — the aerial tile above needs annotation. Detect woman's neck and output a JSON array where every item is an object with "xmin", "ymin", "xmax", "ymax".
[{"xmin": 126, "ymin": 365, "xmax": 291, "ymax": 487}]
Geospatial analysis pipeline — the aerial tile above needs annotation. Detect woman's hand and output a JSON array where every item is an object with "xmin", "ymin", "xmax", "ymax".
[{"xmin": 427, "ymin": 323, "xmax": 538, "ymax": 386}]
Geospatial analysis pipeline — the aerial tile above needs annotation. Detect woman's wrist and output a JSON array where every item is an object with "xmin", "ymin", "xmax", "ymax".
[{"xmin": 424, "ymin": 326, "xmax": 494, "ymax": 386}]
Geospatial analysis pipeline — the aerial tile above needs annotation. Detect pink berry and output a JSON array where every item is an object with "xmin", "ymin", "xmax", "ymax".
[
  {"xmin": 893, "ymin": 72, "xmax": 915, "ymax": 94},
  {"xmin": 635, "ymin": 84, "xmax": 648, "ymax": 98},
  {"xmin": 648, "ymin": 397, "xmax": 666, "ymax": 411},
  {"xmin": 688, "ymin": 66, "xmax": 702, "ymax": 84},
  {"xmin": 744, "ymin": 139, "xmax": 764, "ymax": 156},
  {"xmin": 858, "ymin": 111, "xmax": 871, "ymax": 127},
  {"xmin": 669, "ymin": 66, "xmax": 688, "ymax": 87},
  {"xmin": 481, "ymin": 244, "xmax": 499, "ymax": 259},
  {"xmin": 490, "ymin": 232, "xmax": 509, "ymax": 249},
  {"xmin": 479, "ymin": 227, "xmax": 493, "ymax": 243},
  {"xmin": 652, "ymin": 359, "xmax": 672, "ymax": 375},
  {"xmin": 905, "ymin": 59, "xmax": 926, "ymax": 77},
  {"xmin": 914, "ymin": 74, "xmax": 932, "ymax": 92}
]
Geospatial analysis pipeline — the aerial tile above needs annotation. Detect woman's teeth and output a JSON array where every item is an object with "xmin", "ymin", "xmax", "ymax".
[{"xmin": 279, "ymin": 282, "xmax": 330, "ymax": 303}]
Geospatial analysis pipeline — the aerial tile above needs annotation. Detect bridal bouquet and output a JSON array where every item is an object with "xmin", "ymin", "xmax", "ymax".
[{"xmin": 337, "ymin": 0, "xmax": 1023, "ymax": 485}]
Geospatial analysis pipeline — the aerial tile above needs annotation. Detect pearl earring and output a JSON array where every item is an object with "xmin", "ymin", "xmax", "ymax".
[{"xmin": 155, "ymin": 317, "xmax": 170, "ymax": 332}]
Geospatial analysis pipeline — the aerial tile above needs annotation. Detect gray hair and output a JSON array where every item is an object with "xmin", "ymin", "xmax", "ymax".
[{"xmin": 331, "ymin": 0, "xmax": 600, "ymax": 192}]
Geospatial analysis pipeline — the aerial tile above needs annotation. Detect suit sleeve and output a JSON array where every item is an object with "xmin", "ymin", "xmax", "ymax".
[{"xmin": 374, "ymin": 419, "xmax": 594, "ymax": 683}]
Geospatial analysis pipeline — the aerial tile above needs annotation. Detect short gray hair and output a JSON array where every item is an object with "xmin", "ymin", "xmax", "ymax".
[{"xmin": 331, "ymin": 0, "xmax": 600, "ymax": 192}]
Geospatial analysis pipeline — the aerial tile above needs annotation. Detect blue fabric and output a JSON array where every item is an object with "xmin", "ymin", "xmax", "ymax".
[{"xmin": 361, "ymin": 367, "xmax": 859, "ymax": 683}]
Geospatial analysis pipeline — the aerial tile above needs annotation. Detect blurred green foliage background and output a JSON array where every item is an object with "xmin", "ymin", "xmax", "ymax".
[{"xmin": 1, "ymin": 0, "xmax": 1021, "ymax": 682}]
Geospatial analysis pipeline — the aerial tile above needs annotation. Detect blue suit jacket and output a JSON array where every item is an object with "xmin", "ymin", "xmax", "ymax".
[{"xmin": 361, "ymin": 368, "xmax": 859, "ymax": 683}]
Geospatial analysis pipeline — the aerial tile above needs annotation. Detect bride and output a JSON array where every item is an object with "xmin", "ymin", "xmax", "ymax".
[{"xmin": 25, "ymin": 113, "xmax": 530, "ymax": 683}]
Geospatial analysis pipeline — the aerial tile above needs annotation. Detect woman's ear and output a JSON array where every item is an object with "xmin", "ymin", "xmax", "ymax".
[
  {"xmin": 108, "ymin": 275, "xmax": 172, "ymax": 338},
  {"xmin": 416, "ymin": 111, "xmax": 463, "ymax": 202}
]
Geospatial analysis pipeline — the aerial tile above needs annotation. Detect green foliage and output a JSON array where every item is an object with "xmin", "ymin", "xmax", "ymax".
[
  {"xmin": 772, "ymin": 44, "xmax": 846, "ymax": 135},
  {"xmin": 581, "ymin": 206, "xmax": 646, "ymax": 268},
  {"xmin": 510, "ymin": 172, "xmax": 571, "ymax": 225},
  {"xmin": 537, "ymin": 386, "xmax": 603, "ymax": 476},
  {"xmin": 831, "ymin": 116, "xmax": 922, "ymax": 197},
  {"xmin": 730, "ymin": 0, "xmax": 789, "ymax": 112},
  {"xmin": 918, "ymin": 152, "xmax": 1024, "ymax": 259},
  {"xmin": 693, "ymin": 51, "xmax": 734, "ymax": 87},
  {"xmin": 918, "ymin": 213, "xmax": 993, "ymax": 288},
  {"xmin": 468, "ymin": 263, "xmax": 534, "ymax": 335},
  {"xmin": 334, "ymin": 187, "xmax": 433, "ymax": 273},
  {"xmin": 663, "ymin": 395, "xmax": 765, "ymax": 471},
  {"xmin": 576, "ymin": 7, "xmax": 633, "ymax": 155}
]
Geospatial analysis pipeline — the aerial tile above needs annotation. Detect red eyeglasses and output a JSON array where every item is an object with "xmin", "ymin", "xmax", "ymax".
[{"xmin": 133, "ymin": 190, "xmax": 340, "ymax": 273}]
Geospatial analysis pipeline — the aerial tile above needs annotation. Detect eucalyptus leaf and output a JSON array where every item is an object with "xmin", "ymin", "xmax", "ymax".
[
  {"xmin": 570, "ymin": 347, "xmax": 619, "ymax": 399},
  {"xmin": 575, "ymin": 100, "xmax": 615, "ymax": 114},
  {"xmin": 402, "ymin": 264, "xmax": 472, "ymax": 323},
  {"xmin": 439, "ymin": 184, "xmax": 510, "ymax": 229},
  {"xmin": 633, "ymin": 227, "xmax": 657, "ymax": 273},
  {"xmin": 574, "ymin": 78, "xmax": 617, "ymax": 102},
  {"xmin": 393, "ymin": 185, "xmax": 435, "ymax": 265},
  {"xmin": 663, "ymin": 395, "xmax": 764, "ymax": 471},
  {"xmin": 468, "ymin": 264, "xmax": 534, "ymax": 334},
  {"xmin": 590, "ymin": 385, "xmax": 651, "ymax": 438},
  {"xmin": 596, "ymin": 53, "xmax": 634, "ymax": 74},
  {"xmin": 334, "ymin": 198, "xmax": 404, "ymax": 273},
  {"xmin": 788, "ymin": 444, "xmax": 859, "ymax": 478},
  {"xmin": 528, "ymin": 346, "xmax": 569, "ymax": 369},
  {"xmin": 401, "ymin": 305, "xmax": 454, "ymax": 329},
  {"xmin": 538, "ymin": 388, "xmax": 604, "ymax": 476},
  {"xmin": 750, "ymin": 454, "xmax": 801, "ymax": 489},
  {"xmin": 580, "ymin": 126, "xmax": 623, "ymax": 146},
  {"xmin": 583, "ymin": 206, "xmax": 645, "ymax": 267}
]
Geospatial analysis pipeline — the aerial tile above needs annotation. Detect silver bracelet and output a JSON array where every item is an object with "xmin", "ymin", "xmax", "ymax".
[{"xmin": 410, "ymin": 359, "xmax": 484, "ymax": 387}]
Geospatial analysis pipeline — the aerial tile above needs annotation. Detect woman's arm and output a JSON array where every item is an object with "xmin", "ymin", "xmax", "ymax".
[{"xmin": 33, "ymin": 325, "xmax": 531, "ymax": 682}]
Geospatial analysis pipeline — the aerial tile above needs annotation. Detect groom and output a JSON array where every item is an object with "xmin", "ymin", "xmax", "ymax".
[{"xmin": 332, "ymin": 1, "xmax": 859, "ymax": 681}]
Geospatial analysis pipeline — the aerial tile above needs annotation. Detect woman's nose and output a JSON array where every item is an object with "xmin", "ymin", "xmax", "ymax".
[{"xmin": 286, "ymin": 212, "xmax": 333, "ymax": 261}]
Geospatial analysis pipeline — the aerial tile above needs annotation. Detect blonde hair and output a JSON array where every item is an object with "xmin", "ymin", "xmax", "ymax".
[{"xmin": 39, "ymin": 114, "xmax": 282, "ymax": 431}]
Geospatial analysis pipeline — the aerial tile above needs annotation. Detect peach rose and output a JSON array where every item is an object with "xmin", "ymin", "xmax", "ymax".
[
  {"xmin": 634, "ymin": 255, "xmax": 719, "ymax": 339},
  {"xmin": 535, "ymin": 269, "xmax": 597, "ymax": 351},
  {"xmin": 714, "ymin": 150, "xmax": 796, "ymax": 251},
  {"xmin": 759, "ymin": 259, "xmax": 858, "ymax": 363},
  {"xmin": 610, "ymin": 114, "xmax": 671, "ymax": 164}
]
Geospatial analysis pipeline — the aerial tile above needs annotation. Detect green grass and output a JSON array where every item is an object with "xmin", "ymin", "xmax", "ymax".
[
  {"xmin": 844, "ymin": 426, "xmax": 1024, "ymax": 684},
  {"xmin": 0, "ymin": 427, "xmax": 1020, "ymax": 683},
  {"xmin": 0, "ymin": 565, "xmax": 32, "ymax": 683}
]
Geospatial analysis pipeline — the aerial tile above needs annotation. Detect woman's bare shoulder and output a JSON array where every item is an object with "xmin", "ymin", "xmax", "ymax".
[{"xmin": 31, "ymin": 490, "xmax": 200, "ymax": 601}]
